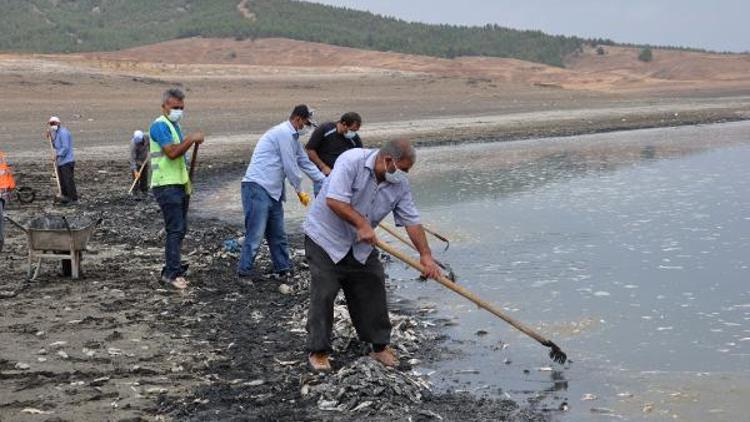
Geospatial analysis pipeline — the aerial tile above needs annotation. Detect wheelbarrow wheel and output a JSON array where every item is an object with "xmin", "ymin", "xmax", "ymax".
[{"xmin": 14, "ymin": 187, "xmax": 36, "ymax": 204}]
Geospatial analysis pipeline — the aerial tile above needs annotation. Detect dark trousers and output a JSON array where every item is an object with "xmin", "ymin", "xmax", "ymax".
[
  {"xmin": 57, "ymin": 162, "xmax": 78, "ymax": 201},
  {"xmin": 132, "ymin": 163, "xmax": 150, "ymax": 194},
  {"xmin": 153, "ymin": 185, "xmax": 189, "ymax": 280},
  {"xmin": 0, "ymin": 198, "xmax": 5, "ymax": 252},
  {"xmin": 305, "ymin": 236, "xmax": 391, "ymax": 353}
]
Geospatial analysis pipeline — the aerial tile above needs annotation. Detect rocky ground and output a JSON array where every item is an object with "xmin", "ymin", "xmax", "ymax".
[{"xmin": 0, "ymin": 158, "xmax": 552, "ymax": 421}]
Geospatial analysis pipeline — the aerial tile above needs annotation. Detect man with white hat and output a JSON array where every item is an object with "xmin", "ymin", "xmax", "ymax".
[
  {"xmin": 129, "ymin": 130, "xmax": 151, "ymax": 195},
  {"xmin": 47, "ymin": 116, "xmax": 78, "ymax": 203}
]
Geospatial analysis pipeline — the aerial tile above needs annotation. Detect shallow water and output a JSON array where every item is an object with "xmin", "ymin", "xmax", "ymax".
[{"xmin": 196, "ymin": 121, "xmax": 750, "ymax": 420}]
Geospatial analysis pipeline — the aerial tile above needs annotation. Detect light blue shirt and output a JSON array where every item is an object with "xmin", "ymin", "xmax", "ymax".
[
  {"xmin": 52, "ymin": 127, "xmax": 74, "ymax": 166},
  {"xmin": 303, "ymin": 148, "xmax": 421, "ymax": 264},
  {"xmin": 243, "ymin": 121, "xmax": 325, "ymax": 201}
]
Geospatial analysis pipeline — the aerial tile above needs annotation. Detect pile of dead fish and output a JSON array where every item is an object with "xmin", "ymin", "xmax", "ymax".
[
  {"xmin": 301, "ymin": 357, "xmax": 432, "ymax": 414},
  {"xmin": 283, "ymin": 269, "xmax": 440, "ymax": 416},
  {"xmin": 27, "ymin": 213, "xmax": 96, "ymax": 230}
]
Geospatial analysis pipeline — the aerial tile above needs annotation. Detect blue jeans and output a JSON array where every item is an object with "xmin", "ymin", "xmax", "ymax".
[
  {"xmin": 313, "ymin": 179, "xmax": 324, "ymax": 197},
  {"xmin": 238, "ymin": 182, "xmax": 291, "ymax": 276},
  {"xmin": 153, "ymin": 185, "xmax": 189, "ymax": 280}
]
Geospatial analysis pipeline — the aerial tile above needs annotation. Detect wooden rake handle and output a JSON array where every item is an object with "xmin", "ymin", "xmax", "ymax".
[
  {"xmin": 189, "ymin": 143, "xmax": 200, "ymax": 182},
  {"xmin": 375, "ymin": 239, "xmax": 553, "ymax": 347},
  {"xmin": 378, "ymin": 223, "xmax": 453, "ymax": 274},
  {"xmin": 128, "ymin": 159, "xmax": 149, "ymax": 195}
]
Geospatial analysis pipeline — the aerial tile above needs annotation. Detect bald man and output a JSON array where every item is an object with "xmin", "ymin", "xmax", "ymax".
[{"xmin": 302, "ymin": 139, "xmax": 442, "ymax": 372}]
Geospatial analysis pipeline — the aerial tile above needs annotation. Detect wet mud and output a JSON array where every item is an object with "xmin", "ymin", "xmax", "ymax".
[{"xmin": 0, "ymin": 158, "xmax": 551, "ymax": 421}]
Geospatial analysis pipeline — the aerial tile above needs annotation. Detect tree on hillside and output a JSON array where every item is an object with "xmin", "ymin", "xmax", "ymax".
[{"xmin": 638, "ymin": 47, "xmax": 653, "ymax": 62}]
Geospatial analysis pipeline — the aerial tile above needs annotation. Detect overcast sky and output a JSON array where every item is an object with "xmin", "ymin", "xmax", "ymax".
[{"xmin": 308, "ymin": 0, "xmax": 748, "ymax": 52}]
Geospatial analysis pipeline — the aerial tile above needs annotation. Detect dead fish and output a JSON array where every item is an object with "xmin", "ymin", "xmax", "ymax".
[
  {"xmin": 274, "ymin": 358, "xmax": 299, "ymax": 366},
  {"xmin": 21, "ymin": 408, "xmax": 53, "ymax": 415},
  {"xmin": 590, "ymin": 407, "xmax": 616, "ymax": 414}
]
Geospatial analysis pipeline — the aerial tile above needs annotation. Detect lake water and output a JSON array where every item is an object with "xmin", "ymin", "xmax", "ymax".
[{"xmin": 197, "ymin": 121, "xmax": 750, "ymax": 421}]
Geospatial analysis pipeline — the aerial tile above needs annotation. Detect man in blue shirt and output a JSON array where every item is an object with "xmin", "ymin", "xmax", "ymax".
[
  {"xmin": 303, "ymin": 139, "xmax": 442, "ymax": 371},
  {"xmin": 47, "ymin": 116, "xmax": 77, "ymax": 204},
  {"xmin": 150, "ymin": 88, "xmax": 205, "ymax": 290},
  {"xmin": 237, "ymin": 105, "xmax": 325, "ymax": 281}
]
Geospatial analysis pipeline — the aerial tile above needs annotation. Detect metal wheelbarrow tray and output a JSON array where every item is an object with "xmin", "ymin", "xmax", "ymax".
[{"xmin": 5, "ymin": 214, "xmax": 102, "ymax": 280}]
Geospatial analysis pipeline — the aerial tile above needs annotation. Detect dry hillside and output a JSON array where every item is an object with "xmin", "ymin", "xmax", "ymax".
[{"xmin": 81, "ymin": 37, "xmax": 750, "ymax": 93}]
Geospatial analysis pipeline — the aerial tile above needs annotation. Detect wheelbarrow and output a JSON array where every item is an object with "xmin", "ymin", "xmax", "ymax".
[{"xmin": 5, "ymin": 214, "xmax": 101, "ymax": 280}]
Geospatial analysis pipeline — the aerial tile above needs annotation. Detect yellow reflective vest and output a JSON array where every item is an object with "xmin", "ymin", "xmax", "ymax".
[{"xmin": 149, "ymin": 115, "xmax": 190, "ymax": 193}]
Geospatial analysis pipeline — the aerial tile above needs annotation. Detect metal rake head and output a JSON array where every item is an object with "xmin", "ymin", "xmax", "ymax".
[{"xmin": 545, "ymin": 341, "xmax": 568, "ymax": 365}]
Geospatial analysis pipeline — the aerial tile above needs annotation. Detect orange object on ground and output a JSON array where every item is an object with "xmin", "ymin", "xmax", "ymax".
[{"xmin": 0, "ymin": 152, "xmax": 16, "ymax": 191}]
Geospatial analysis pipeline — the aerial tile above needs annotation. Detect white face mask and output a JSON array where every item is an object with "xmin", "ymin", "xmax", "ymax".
[
  {"xmin": 384, "ymin": 157, "xmax": 408, "ymax": 184},
  {"xmin": 49, "ymin": 125, "xmax": 59, "ymax": 132},
  {"xmin": 297, "ymin": 126, "xmax": 311, "ymax": 137},
  {"xmin": 168, "ymin": 108, "xmax": 183, "ymax": 123},
  {"xmin": 344, "ymin": 130, "xmax": 358, "ymax": 140}
]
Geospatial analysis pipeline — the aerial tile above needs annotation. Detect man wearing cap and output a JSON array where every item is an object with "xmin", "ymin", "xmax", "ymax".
[
  {"xmin": 306, "ymin": 112, "xmax": 363, "ymax": 196},
  {"xmin": 303, "ymin": 139, "xmax": 442, "ymax": 371},
  {"xmin": 47, "ymin": 116, "xmax": 78, "ymax": 203},
  {"xmin": 129, "ymin": 130, "xmax": 151, "ymax": 195},
  {"xmin": 237, "ymin": 105, "xmax": 325, "ymax": 281}
]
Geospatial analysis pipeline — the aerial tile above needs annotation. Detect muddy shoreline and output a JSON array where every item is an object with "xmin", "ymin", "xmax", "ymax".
[
  {"xmin": 1, "ymin": 143, "xmax": 555, "ymax": 421},
  {"xmin": 2, "ymin": 116, "xmax": 748, "ymax": 421}
]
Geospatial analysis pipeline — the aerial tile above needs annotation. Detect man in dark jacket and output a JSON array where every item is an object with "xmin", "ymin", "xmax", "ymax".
[{"xmin": 305, "ymin": 112, "xmax": 362, "ymax": 195}]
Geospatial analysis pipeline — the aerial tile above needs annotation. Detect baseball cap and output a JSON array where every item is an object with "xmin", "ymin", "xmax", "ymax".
[{"xmin": 291, "ymin": 105, "xmax": 318, "ymax": 127}]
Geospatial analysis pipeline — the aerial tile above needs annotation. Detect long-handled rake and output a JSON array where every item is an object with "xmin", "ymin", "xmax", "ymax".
[
  {"xmin": 423, "ymin": 225, "xmax": 450, "ymax": 251},
  {"xmin": 375, "ymin": 239, "xmax": 567, "ymax": 364},
  {"xmin": 128, "ymin": 159, "xmax": 150, "ymax": 195},
  {"xmin": 378, "ymin": 222, "xmax": 457, "ymax": 281}
]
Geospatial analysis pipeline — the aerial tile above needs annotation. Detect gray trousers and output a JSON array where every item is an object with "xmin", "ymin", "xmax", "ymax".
[{"xmin": 305, "ymin": 236, "xmax": 391, "ymax": 353}]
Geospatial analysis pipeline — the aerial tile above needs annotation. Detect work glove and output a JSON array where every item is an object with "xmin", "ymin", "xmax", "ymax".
[
  {"xmin": 297, "ymin": 191, "xmax": 312, "ymax": 207},
  {"xmin": 133, "ymin": 171, "xmax": 140, "ymax": 179}
]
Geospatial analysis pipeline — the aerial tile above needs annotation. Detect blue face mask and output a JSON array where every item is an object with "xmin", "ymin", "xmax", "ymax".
[{"xmin": 384, "ymin": 157, "xmax": 408, "ymax": 184}]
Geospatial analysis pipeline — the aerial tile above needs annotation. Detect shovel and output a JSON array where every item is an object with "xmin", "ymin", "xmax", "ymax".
[{"xmin": 375, "ymin": 239, "xmax": 568, "ymax": 364}]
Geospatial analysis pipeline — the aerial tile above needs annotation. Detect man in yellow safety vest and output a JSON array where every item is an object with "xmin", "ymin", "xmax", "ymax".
[{"xmin": 149, "ymin": 88, "xmax": 204, "ymax": 290}]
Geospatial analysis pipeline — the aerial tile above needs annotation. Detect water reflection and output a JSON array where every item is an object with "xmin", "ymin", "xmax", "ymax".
[{"xmin": 389, "ymin": 122, "xmax": 750, "ymax": 421}]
